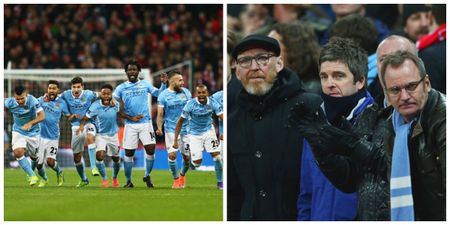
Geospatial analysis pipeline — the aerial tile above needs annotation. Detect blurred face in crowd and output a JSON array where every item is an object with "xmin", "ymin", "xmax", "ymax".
[
  {"xmin": 196, "ymin": 86, "xmax": 209, "ymax": 105},
  {"xmin": 71, "ymin": 82, "xmax": 84, "ymax": 98},
  {"xmin": 404, "ymin": 11, "xmax": 431, "ymax": 41},
  {"xmin": 332, "ymin": 4, "xmax": 364, "ymax": 19},
  {"xmin": 170, "ymin": 74, "xmax": 184, "ymax": 93},
  {"xmin": 384, "ymin": 59, "xmax": 430, "ymax": 122},
  {"xmin": 14, "ymin": 92, "xmax": 27, "ymax": 106},
  {"xmin": 100, "ymin": 87, "xmax": 113, "ymax": 105},
  {"xmin": 267, "ymin": 30, "xmax": 287, "ymax": 63},
  {"xmin": 235, "ymin": 48, "xmax": 283, "ymax": 96},
  {"xmin": 126, "ymin": 64, "xmax": 140, "ymax": 83},
  {"xmin": 319, "ymin": 61, "xmax": 364, "ymax": 97},
  {"xmin": 47, "ymin": 83, "xmax": 60, "ymax": 101}
]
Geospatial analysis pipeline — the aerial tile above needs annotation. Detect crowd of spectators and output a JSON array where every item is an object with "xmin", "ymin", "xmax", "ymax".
[
  {"xmin": 5, "ymin": 4, "xmax": 223, "ymax": 92},
  {"xmin": 228, "ymin": 4, "xmax": 446, "ymax": 95}
]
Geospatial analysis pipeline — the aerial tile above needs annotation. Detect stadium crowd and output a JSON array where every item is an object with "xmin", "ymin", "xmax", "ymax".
[{"xmin": 4, "ymin": 4, "xmax": 223, "ymax": 92}]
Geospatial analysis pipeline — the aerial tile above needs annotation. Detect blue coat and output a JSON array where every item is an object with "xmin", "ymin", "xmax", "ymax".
[{"xmin": 297, "ymin": 91, "xmax": 374, "ymax": 221}]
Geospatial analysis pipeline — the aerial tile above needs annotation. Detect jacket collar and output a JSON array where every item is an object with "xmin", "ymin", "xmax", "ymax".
[{"xmin": 411, "ymin": 89, "xmax": 443, "ymax": 138}]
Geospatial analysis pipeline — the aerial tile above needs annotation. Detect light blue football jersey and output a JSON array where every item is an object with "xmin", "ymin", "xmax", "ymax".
[
  {"xmin": 211, "ymin": 90, "xmax": 223, "ymax": 135},
  {"xmin": 113, "ymin": 79, "xmax": 166, "ymax": 124},
  {"xmin": 5, "ymin": 95, "xmax": 43, "ymax": 137},
  {"xmin": 181, "ymin": 97, "xmax": 223, "ymax": 136},
  {"xmin": 158, "ymin": 88, "xmax": 191, "ymax": 135},
  {"xmin": 39, "ymin": 96, "xmax": 70, "ymax": 140},
  {"xmin": 61, "ymin": 89, "xmax": 97, "ymax": 126},
  {"xmin": 86, "ymin": 99, "xmax": 119, "ymax": 136}
]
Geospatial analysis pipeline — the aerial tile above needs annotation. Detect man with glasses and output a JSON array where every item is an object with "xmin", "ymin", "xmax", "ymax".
[
  {"xmin": 228, "ymin": 34, "xmax": 307, "ymax": 220},
  {"xmin": 380, "ymin": 51, "xmax": 445, "ymax": 220}
]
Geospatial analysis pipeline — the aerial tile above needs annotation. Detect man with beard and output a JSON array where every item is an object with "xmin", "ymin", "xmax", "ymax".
[
  {"xmin": 61, "ymin": 76, "xmax": 99, "ymax": 187},
  {"xmin": 37, "ymin": 80, "xmax": 72, "ymax": 187},
  {"xmin": 156, "ymin": 70, "xmax": 192, "ymax": 189},
  {"xmin": 5, "ymin": 86, "xmax": 45, "ymax": 186},
  {"xmin": 79, "ymin": 84, "xmax": 120, "ymax": 188},
  {"xmin": 400, "ymin": 4, "xmax": 432, "ymax": 42},
  {"xmin": 173, "ymin": 84, "xmax": 223, "ymax": 189},
  {"xmin": 113, "ymin": 61, "xmax": 167, "ymax": 188},
  {"xmin": 227, "ymin": 35, "xmax": 306, "ymax": 220}
]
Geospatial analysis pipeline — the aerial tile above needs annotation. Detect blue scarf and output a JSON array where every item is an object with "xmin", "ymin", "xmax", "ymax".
[{"xmin": 390, "ymin": 110, "xmax": 415, "ymax": 221}]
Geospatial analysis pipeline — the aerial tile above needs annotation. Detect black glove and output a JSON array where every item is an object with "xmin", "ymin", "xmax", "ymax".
[
  {"xmin": 289, "ymin": 92, "xmax": 325, "ymax": 127},
  {"xmin": 318, "ymin": 125, "xmax": 375, "ymax": 156},
  {"xmin": 296, "ymin": 112, "xmax": 369, "ymax": 157},
  {"xmin": 318, "ymin": 124, "xmax": 360, "ymax": 156}
]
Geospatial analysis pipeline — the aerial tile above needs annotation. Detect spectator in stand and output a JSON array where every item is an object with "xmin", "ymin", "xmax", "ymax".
[
  {"xmin": 417, "ymin": 4, "xmax": 446, "ymax": 94},
  {"xmin": 237, "ymin": 4, "xmax": 274, "ymax": 36},
  {"xmin": 399, "ymin": 4, "xmax": 432, "ymax": 42},
  {"xmin": 328, "ymin": 14, "xmax": 380, "ymax": 102},
  {"xmin": 320, "ymin": 4, "xmax": 390, "ymax": 45},
  {"xmin": 268, "ymin": 21, "xmax": 321, "ymax": 93}
]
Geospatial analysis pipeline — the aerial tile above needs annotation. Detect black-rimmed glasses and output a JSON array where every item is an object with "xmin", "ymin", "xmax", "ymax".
[
  {"xmin": 236, "ymin": 53, "xmax": 275, "ymax": 69},
  {"xmin": 385, "ymin": 76, "xmax": 426, "ymax": 97}
]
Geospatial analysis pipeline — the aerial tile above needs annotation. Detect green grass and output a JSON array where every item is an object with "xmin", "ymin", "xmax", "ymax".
[{"xmin": 4, "ymin": 168, "xmax": 223, "ymax": 221}]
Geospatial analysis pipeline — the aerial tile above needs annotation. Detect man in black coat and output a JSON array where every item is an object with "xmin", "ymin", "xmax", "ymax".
[{"xmin": 227, "ymin": 34, "xmax": 310, "ymax": 220}]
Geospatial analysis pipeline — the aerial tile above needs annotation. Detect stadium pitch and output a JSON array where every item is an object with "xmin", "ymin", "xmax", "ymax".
[{"xmin": 4, "ymin": 168, "xmax": 223, "ymax": 221}]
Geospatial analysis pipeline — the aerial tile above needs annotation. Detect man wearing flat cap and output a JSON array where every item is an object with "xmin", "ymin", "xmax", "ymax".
[{"xmin": 227, "ymin": 34, "xmax": 313, "ymax": 220}]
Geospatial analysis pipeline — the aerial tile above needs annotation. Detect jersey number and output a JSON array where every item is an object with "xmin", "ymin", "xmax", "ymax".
[
  {"xmin": 211, "ymin": 140, "xmax": 219, "ymax": 148},
  {"xmin": 50, "ymin": 146, "xmax": 58, "ymax": 154}
]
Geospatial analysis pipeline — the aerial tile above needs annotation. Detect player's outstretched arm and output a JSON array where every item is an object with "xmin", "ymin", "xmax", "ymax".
[
  {"xmin": 22, "ymin": 110, "xmax": 45, "ymax": 131},
  {"xmin": 156, "ymin": 106, "xmax": 164, "ymax": 136},
  {"xmin": 172, "ymin": 117, "xmax": 185, "ymax": 149}
]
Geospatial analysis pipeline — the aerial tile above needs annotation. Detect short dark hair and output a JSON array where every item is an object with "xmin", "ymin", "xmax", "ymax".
[
  {"xmin": 101, "ymin": 84, "xmax": 113, "ymax": 91},
  {"xmin": 14, "ymin": 86, "xmax": 25, "ymax": 95},
  {"xmin": 71, "ymin": 76, "xmax": 83, "ymax": 85},
  {"xmin": 124, "ymin": 61, "xmax": 141, "ymax": 72},
  {"xmin": 380, "ymin": 50, "xmax": 427, "ymax": 86},
  {"xmin": 48, "ymin": 80, "xmax": 60, "ymax": 88},
  {"xmin": 168, "ymin": 70, "xmax": 182, "ymax": 80},
  {"xmin": 330, "ymin": 14, "xmax": 378, "ymax": 54},
  {"xmin": 319, "ymin": 37, "xmax": 368, "ymax": 86}
]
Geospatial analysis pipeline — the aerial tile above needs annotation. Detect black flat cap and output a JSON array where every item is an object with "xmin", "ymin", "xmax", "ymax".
[{"xmin": 231, "ymin": 34, "xmax": 281, "ymax": 60}]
